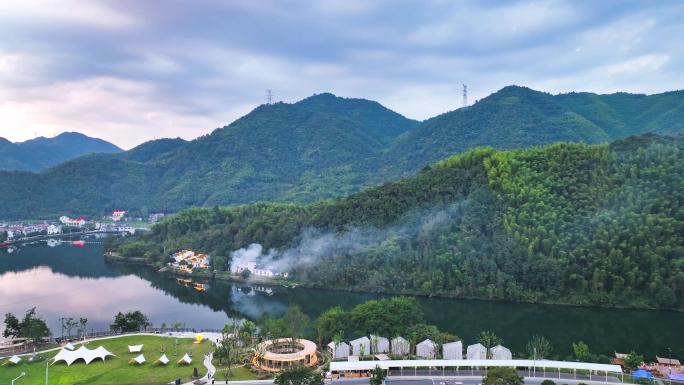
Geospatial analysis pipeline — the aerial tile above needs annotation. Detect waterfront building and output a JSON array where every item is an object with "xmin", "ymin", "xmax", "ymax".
[
  {"xmin": 370, "ymin": 335, "xmax": 390, "ymax": 354},
  {"xmin": 443, "ymin": 341, "xmax": 463, "ymax": 360},
  {"xmin": 47, "ymin": 224, "xmax": 62, "ymax": 235},
  {"xmin": 467, "ymin": 343, "xmax": 487, "ymax": 360},
  {"xmin": 416, "ymin": 339, "xmax": 438, "ymax": 358},
  {"xmin": 391, "ymin": 336, "xmax": 410, "ymax": 356}
]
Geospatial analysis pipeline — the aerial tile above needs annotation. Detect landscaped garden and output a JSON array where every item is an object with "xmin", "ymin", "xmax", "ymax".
[{"xmin": 0, "ymin": 335, "xmax": 216, "ymax": 385}]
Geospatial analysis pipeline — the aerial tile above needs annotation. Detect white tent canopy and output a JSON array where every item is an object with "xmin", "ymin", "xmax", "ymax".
[
  {"xmin": 370, "ymin": 335, "xmax": 390, "ymax": 354},
  {"xmin": 467, "ymin": 343, "xmax": 487, "ymax": 360},
  {"xmin": 443, "ymin": 341, "xmax": 463, "ymax": 360},
  {"xmin": 416, "ymin": 339, "xmax": 438, "ymax": 358},
  {"xmin": 128, "ymin": 344, "xmax": 143, "ymax": 353},
  {"xmin": 328, "ymin": 341, "xmax": 350, "ymax": 359},
  {"xmin": 490, "ymin": 345, "xmax": 512, "ymax": 360},
  {"xmin": 178, "ymin": 353, "xmax": 192, "ymax": 365},
  {"xmin": 350, "ymin": 337, "xmax": 371, "ymax": 357},
  {"xmin": 132, "ymin": 354, "xmax": 146, "ymax": 364},
  {"xmin": 53, "ymin": 345, "xmax": 115, "ymax": 366},
  {"xmin": 8, "ymin": 355, "xmax": 21, "ymax": 364},
  {"xmin": 64, "ymin": 342, "xmax": 76, "ymax": 351},
  {"xmin": 157, "ymin": 354, "xmax": 170, "ymax": 365},
  {"xmin": 391, "ymin": 337, "xmax": 410, "ymax": 356}
]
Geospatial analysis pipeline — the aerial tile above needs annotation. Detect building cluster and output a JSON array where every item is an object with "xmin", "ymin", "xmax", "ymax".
[
  {"xmin": 148, "ymin": 213, "xmax": 165, "ymax": 223},
  {"xmin": 327, "ymin": 336, "xmax": 512, "ymax": 361},
  {"xmin": 1, "ymin": 222, "xmax": 62, "ymax": 239},
  {"xmin": 615, "ymin": 352, "xmax": 684, "ymax": 381},
  {"xmin": 168, "ymin": 250, "xmax": 211, "ymax": 274},
  {"xmin": 231, "ymin": 259, "xmax": 288, "ymax": 278},
  {"xmin": 59, "ymin": 216, "xmax": 86, "ymax": 227},
  {"xmin": 111, "ymin": 210, "xmax": 126, "ymax": 221}
]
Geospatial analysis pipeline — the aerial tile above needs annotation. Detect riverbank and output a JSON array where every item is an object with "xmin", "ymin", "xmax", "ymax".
[{"xmin": 105, "ymin": 252, "xmax": 293, "ymax": 286}]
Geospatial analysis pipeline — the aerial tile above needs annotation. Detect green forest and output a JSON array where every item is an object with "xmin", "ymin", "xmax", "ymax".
[
  {"xmin": 108, "ymin": 134, "xmax": 684, "ymax": 310},
  {"xmin": 2, "ymin": 87, "xmax": 684, "ymax": 219}
]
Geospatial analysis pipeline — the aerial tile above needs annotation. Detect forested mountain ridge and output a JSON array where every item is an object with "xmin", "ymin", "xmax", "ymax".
[
  {"xmin": 0, "ymin": 131, "xmax": 122, "ymax": 171},
  {"xmin": 0, "ymin": 94, "xmax": 416, "ymax": 219},
  {"xmin": 109, "ymin": 134, "xmax": 684, "ymax": 310},
  {"xmin": 382, "ymin": 86, "xmax": 684, "ymax": 176},
  {"xmin": 2, "ymin": 87, "xmax": 684, "ymax": 219}
]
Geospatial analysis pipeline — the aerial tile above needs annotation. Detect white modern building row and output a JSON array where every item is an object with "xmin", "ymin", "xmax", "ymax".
[{"xmin": 328, "ymin": 337, "xmax": 512, "ymax": 361}]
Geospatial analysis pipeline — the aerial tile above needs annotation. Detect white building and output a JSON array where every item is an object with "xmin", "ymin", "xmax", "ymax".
[
  {"xmin": 6, "ymin": 230, "xmax": 16, "ymax": 239},
  {"xmin": 391, "ymin": 336, "xmax": 410, "ymax": 356},
  {"xmin": 416, "ymin": 339, "xmax": 438, "ymax": 359},
  {"xmin": 489, "ymin": 345, "xmax": 512, "ymax": 360},
  {"xmin": 467, "ymin": 343, "xmax": 487, "ymax": 360},
  {"xmin": 47, "ymin": 225, "xmax": 62, "ymax": 235},
  {"xmin": 232, "ymin": 260, "xmax": 287, "ymax": 278},
  {"xmin": 112, "ymin": 210, "xmax": 126, "ymax": 221},
  {"xmin": 327, "ymin": 341, "xmax": 350, "ymax": 359},
  {"xmin": 369, "ymin": 335, "xmax": 390, "ymax": 354},
  {"xmin": 60, "ymin": 216, "xmax": 85, "ymax": 227},
  {"xmin": 442, "ymin": 341, "xmax": 463, "ymax": 360},
  {"xmin": 349, "ymin": 337, "xmax": 371, "ymax": 357}
]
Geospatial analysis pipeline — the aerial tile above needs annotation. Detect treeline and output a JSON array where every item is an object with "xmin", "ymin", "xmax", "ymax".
[{"xmin": 109, "ymin": 134, "xmax": 684, "ymax": 309}]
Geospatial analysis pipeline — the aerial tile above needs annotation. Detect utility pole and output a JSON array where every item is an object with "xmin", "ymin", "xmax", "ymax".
[{"xmin": 462, "ymin": 84, "xmax": 468, "ymax": 107}]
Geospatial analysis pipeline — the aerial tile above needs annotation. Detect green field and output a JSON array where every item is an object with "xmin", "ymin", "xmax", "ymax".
[{"xmin": 0, "ymin": 335, "xmax": 218, "ymax": 385}]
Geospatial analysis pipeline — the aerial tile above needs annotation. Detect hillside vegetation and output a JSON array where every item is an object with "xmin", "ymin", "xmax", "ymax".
[
  {"xmin": 2, "ymin": 87, "xmax": 684, "ymax": 219},
  {"xmin": 0, "ymin": 132, "xmax": 121, "ymax": 172},
  {"xmin": 109, "ymin": 134, "xmax": 684, "ymax": 310}
]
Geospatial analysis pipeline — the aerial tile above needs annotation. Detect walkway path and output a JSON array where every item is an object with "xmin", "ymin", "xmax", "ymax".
[{"xmin": 180, "ymin": 352, "xmax": 216, "ymax": 385}]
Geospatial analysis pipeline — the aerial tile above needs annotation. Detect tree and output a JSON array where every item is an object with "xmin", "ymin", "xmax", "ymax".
[
  {"xmin": 240, "ymin": 269, "xmax": 251, "ymax": 280},
  {"xmin": 63, "ymin": 317, "xmax": 78, "ymax": 339},
  {"xmin": 483, "ymin": 367, "xmax": 524, "ymax": 385},
  {"xmin": 478, "ymin": 330, "xmax": 503, "ymax": 358},
  {"xmin": 572, "ymin": 341, "xmax": 591, "ymax": 362},
  {"xmin": 314, "ymin": 306, "xmax": 347, "ymax": 347},
  {"xmin": 370, "ymin": 365, "xmax": 387, "ymax": 385},
  {"xmin": 526, "ymin": 335, "xmax": 553, "ymax": 359},
  {"xmin": 623, "ymin": 351, "xmax": 644, "ymax": 370},
  {"xmin": 4, "ymin": 308, "xmax": 51, "ymax": 344},
  {"xmin": 79, "ymin": 317, "xmax": 88, "ymax": 339},
  {"xmin": 110, "ymin": 310, "xmax": 151, "ymax": 332},
  {"xmin": 284, "ymin": 305, "xmax": 310, "ymax": 340},
  {"xmin": 541, "ymin": 380, "xmax": 556, "ymax": 385},
  {"xmin": 3, "ymin": 313, "xmax": 21, "ymax": 338},
  {"xmin": 275, "ymin": 365, "xmax": 324, "ymax": 385}
]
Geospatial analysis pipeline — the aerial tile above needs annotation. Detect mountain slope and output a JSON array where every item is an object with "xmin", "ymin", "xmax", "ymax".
[
  {"xmin": 383, "ymin": 86, "xmax": 684, "ymax": 177},
  {"xmin": 111, "ymin": 134, "xmax": 684, "ymax": 310},
  {"xmin": 0, "ymin": 132, "xmax": 122, "ymax": 171},
  {"xmin": 0, "ymin": 94, "xmax": 416, "ymax": 219},
  {"xmin": 2, "ymin": 87, "xmax": 684, "ymax": 219}
]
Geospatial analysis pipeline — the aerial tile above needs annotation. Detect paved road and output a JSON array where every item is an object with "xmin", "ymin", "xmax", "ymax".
[{"xmin": 220, "ymin": 375, "xmax": 625, "ymax": 385}]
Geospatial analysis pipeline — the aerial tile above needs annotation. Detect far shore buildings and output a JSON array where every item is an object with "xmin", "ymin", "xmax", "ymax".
[
  {"xmin": 47, "ymin": 224, "xmax": 62, "ymax": 235},
  {"xmin": 148, "ymin": 213, "xmax": 165, "ymax": 223},
  {"xmin": 168, "ymin": 250, "xmax": 210, "ymax": 274},
  {"xmin": 232, "ymin": 259, "xmax": 289, "ymax": 278},
  {"xmin": 416, "ymin": 339, "xmax": 438, "ymax": 359},
  {"xmin": 60, "ymin": 216, "xmax": 86, "ymax": 227},
  {"xmin": 111, "ymin": 210, "xmax": 126, "ymax": 221}
]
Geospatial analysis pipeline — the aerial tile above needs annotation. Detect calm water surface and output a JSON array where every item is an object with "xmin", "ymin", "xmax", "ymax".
[{"xmin": 1, "ymin": 241, "xmax": 682, "ymax": 359}]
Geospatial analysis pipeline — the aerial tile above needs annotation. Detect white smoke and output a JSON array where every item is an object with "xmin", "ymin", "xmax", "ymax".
[{"xmin": 228, "ymin": 201, "xmax": 469, "ymax": 276}]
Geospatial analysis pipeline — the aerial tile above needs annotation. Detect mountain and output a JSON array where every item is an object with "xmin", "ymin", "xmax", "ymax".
[
  {"xmin": 383, "ymin": 86, "xmax": 684, "ymax": 176},
  {"xmin": 109, "ymin": 134, "xmax": 684, "ymax": 310},
  {"xmin": 0, "ymin": 132, "xmax": 122, "ymax": 171},
  {"xmin": 2, "ymin": 87, "xmax": 684, "ymax": 220},
  {"xmin": 0, "ymin": 94, "xmax": 416, "ymax": 219}
]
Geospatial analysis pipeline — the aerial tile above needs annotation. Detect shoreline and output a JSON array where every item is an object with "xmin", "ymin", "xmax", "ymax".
[{"xmin": 104, "ymin": 252, "xmax": 683, "ymax": 313}]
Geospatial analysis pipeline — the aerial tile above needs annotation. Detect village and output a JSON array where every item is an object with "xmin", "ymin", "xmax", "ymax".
[
  {"xmin": 0, "ymin": 210, "xmax": 164, "ymax": 246},
  {"xmin": 165, "ymin": 248, "xmax": 289, "ymax": 281}
]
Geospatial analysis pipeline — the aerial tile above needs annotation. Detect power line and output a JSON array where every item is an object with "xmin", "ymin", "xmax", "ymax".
[{"xmin": 265, "ymin": 89, "xmax": 273, "ymax": 105}]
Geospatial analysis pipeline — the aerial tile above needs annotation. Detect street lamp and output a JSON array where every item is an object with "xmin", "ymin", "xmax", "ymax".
[
  {"xmin": 668, "ymin": 347, "xmax": 673, "ymax": 385},
  {"xmin": 12, "ymin": 372, "xmax": 26, "ymax": 385}
]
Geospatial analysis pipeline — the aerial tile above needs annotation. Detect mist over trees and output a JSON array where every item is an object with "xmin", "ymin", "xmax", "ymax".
[{"xmin": 109, "ymin": 134, "xmax": 684, "ymax": 309}]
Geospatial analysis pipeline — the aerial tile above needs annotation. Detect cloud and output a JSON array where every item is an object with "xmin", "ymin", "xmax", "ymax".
[{"xmin": 0, "ymin": 0, "xmax": 683, "ymax": 148}]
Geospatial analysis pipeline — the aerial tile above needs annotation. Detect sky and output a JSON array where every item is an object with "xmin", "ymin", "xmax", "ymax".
[{"xmin": 1, "ymin": 0, "xmax": 683, "ymax": 149}]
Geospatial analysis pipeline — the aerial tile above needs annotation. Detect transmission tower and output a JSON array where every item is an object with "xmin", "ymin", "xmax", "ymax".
[
  {"xmin": 265, "ymin": 89, "xmax": 273, "ymax": 105},
  {"xmin": 462, "ymin": 84, "xmax": 468, "ymax": 107}
]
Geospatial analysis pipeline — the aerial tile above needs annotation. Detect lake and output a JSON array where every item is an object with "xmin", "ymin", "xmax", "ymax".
[{"xmin": 1, "ymin": 240, "xmax": 682, "ymax": 360}]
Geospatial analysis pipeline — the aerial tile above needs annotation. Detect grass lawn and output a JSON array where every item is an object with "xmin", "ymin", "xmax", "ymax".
[{"xmin": 0, "ymin": 335, "xmax": 219, "ymax": 385}]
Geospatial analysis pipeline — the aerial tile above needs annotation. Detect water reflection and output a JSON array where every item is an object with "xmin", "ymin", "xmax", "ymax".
[{"xmin": 1, "ymin": 242, "xmax": 682, "ymax": 360}]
